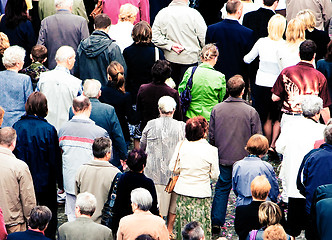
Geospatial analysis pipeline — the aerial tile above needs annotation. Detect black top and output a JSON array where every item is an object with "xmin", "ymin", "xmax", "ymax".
[{"xmin": 305, "ymin": 28, "xmax": 330, "ymax": 62}]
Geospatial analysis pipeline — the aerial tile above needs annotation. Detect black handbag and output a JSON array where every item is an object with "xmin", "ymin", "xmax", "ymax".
[{"xmin": 180, "ymin": 66, "xmax": 197, "ymax": 117}]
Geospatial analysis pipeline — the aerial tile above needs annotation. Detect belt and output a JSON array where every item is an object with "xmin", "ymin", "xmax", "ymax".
[{"xmin": 283, "ymin": 112, "xmax": 303, "ymax": 116}]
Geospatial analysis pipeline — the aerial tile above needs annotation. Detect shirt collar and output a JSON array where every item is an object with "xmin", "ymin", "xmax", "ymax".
[
  {"xmin": 55, "ymin": 65, "xmax": 70, "ymax": 74},
  {"xmin": 170, "ymin": 0, "xmax": 188, "ymax": 7}
]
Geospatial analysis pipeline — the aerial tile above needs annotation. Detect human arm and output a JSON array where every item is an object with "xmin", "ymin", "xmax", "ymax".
[
  {"xmin": 243, "ymin": 39, "xmax": 260, "ymax": 64},
  {"xmin": 271, "ymin": 93, "xmax": 281, "ymax": 102},
  {"xmin": 110, "ymin": 44, "xmax": 127, "ymax": 77},
  {"xmin": 178, "ymin": 67, "xmax": 191, "ymax": 94},
  {"xmin": 37, "ymin": 20, "xmax": 47, "ymax": 46},
  {"xmin": 80, "ymin": 19, "xmax": 89, "ymax": 41},
  {"xmin": 218, "ymin": 74, "xmax": 226, "ymax": 101},
  {"xmin": 296, "ymin": 150, "xmax": 317, "ymax": 197},
  {"xmin": 20, "ymin": 164, "xmax": 37, "ymax": 221},
  {"xmin": 321, "ymin": 107, "xmax": 330, "ymax": 124},
  {"xmin": 0, "ymin": 208, "xmax": 7, "ymax": 240},
  {"xmin": 139, "ymin": 0, "xmax": 150, "ymax": 23},
  {"xmin": 251, "ymin": 109, "xmax": 262, "ymax": 135},
  {"xmin": 140, "ymin": 122, "xmax": 149, "ymax": 151},
  {"xmin": 194, "ymin": 11, "xmax": 207, "ymax": 48},
  {"xmin": 232, "ymin": 163, "xmax": 239, "ymax": 196},
  {"xmin": 51, "ymin": 128, "xmax": 63, "ymax": 190},
  {"xmin": 209, "ymin": 108, "xmax": 216, "ymax": 146},
  {"xmin": 72, "ymin": 0, "xmax": 89, "ymax": 22},
  {"xmin": 210, "ymin": 147, "xmax": 220, "ymax": 181},
  {"xmin": 116, "ymin": 220, "xmax": 124, "ymax": 240},
  {"xmin": 169, "ymin": 141, "xmax": 182, "ymax": 173},
  {"xmin": 23, "ymin": 76, "xmax": 33, "ymax": 101},
  {"xmin": 266, "ymin": 163, "xmax": 279, "ymax": 202},
  {"xmin": 322, "ymin": 0, "xmax": 332, "ymax": 28}
]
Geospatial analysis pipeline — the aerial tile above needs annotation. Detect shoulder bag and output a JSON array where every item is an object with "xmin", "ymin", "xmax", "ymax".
[{"xmin": 180, "ymin": 66, "xmax": 197, "ymax": 117}]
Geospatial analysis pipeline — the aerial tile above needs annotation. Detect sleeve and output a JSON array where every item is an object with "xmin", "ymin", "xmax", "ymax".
[
  {"xmin": 251, "ymin": 109, "xmax": 262, "ymax": 135},
  {"xmin": 110, "ymin": 45, "xmax": 127, "ymax": 77},
  {"xmin": 319, "ymin": 75, "xmax": 332, "ymax": 108},
  {"xmin": 75, "ymin": 167, "xmax": 82, "ymax": 195},
  {"xmin": 194, "ymin": 11, "xmax": 207, "ymax": 48},
  {"xmin": 169, "ymin": 141, "xmax": 182, "ymax": 173},
  {"xmin": 151, "ymin": 11, "xmax": 174, "ymax": 51},
  {"xmin": 0, "ymin": 208, "xmax": 7, "ymax": 240},
  {"xmin": 159, "ymin": 222, "xmax": 169, "ymax": 240},
  {"xmin": 296, "ymin": 149, "xmax": 317, "ymax": 197},
  {"xmin": 275, "ymin": 126, "xmax": 288, "ymax": 154},
  {"xmin": 219, "ymin": 74, "xmax": 226, "ymax": 101},
  {"xmin": 19, "ymin": 165, "xmax": 37, "ymax": 220},
  {"xmin": 243, "ymin": 39, "xmax": 260, "ymax": 64},
  {"xmin": 208, "ymin": 108, "xmax": 216, "ymax": 146},
  {"xmin": 266, "ymin": 163, "xmax": 279, "ymax": 202},
  {"xmin": 108, "ymin": 109, "xmax": 127, "ymax": 161},
  {"xmin": 23, "ymin": 77, "xmax": 33, "ymax": 101},
  {"xmin": 73, "ymin": 0, "xmax": 89, "ymax": 22},
  {"xmin": 178, "ymin": 67, "xmax": 191, "ymax": 94},
  {"xmin": 136, "ymin": 87, "xmax": 143, "ymax": 121},
  {"xmin": 51, "ymin": 128, "xmax": 63, "ymax": 190},
  {"xmin": 210, "ymin": 147, "xmax": 220, "ymax": 180},
  {"xmin": 232, "ymin": 163, "xmax": 239, "ymax": 196},
  {"xmin": 140, "ymin": 122, "xmax": 149, "ymax": 151},
  {"xmin": 271, "ymin": 71, "xmax": 285, "ymax": 97},
  {"xmin": 37, "ymin": 21, "xmax": 47, "ymax": 46},
  {"xmin": 68, "ymin": 107, "xmax": 74, "ymax": 120},
  {"xmin": 173, "ymin": 91, "xmax": 183, "ymax": 121},
  {"xmin": 205, "ymin": 27, "xmax": 211, "ymax": 44},
  {"xmin": 322, "ymin": 0, "xmax": 332, "ymax": 25},
  {"xmin": 149, "ymin": 181, "xmax": 160, "ymax": 216},
  {"xmin": 24, "ymin": 21, "xmax": 37, "ymax": 53},
  {"xmin": 139, "ymin": 0, "xmax": 150, "ymax": 23},
  {"xmin": 80, "ymin": 19, "xmax": 89, "ymax": 41}
]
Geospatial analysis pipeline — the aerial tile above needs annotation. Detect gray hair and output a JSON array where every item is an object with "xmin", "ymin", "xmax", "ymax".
[
  {"xmin": 301, "ymin": 95, "xmax": 323, "ymax": 118},
  {"xmin": 55, "ymin": 46, "xmax": 75, "ymax": 63},
  {"xmin": 130, "ymin": 188, "xmax": 153, "ymax": 211},
  {"xmin": 2, "ymin": 46, "xmax": 25, "ymax": 68},
  {"xmin": 55, "ymin": 0, "xmax": 73, "ymax": 9},
  {"xmin": 324, "ymin": 125, "xmax": 332, "ymax": 145},
  {"xmin": 76, "ymin": 192, "xmax": 96, "ymax": 216},
  {"xmin": 0, "ymin": 127, "xmax": 17, "ymax": 147},
  {"xmin": 83, "ymin": 79, "xmax": 102, "ymax": 98},
  {"xmin": 158, "ymin": 96, "xmax": 176, "ymax": 114},
  {"xmin": 182, "ymin": 221, "xmax": 205, "ymax": 240}
]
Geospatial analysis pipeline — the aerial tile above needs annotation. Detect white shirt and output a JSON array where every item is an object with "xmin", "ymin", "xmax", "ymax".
[{"xmin": 108, "ymin": 21, "xmax": 134, "ymax": 53}]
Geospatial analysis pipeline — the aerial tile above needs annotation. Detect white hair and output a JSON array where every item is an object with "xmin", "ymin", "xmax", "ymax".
[
  {"xmin": 158, "ymin": 96, "xmax": 176, "ymax": 114},
  {"xmin": 301, "ymin": 95, "xmax": 323, "ymax": 118},
  {"xmin": 83, "ymin": 79, "xmax": 101, "ymax": 98},
  {"xmin": 76, "ymin": 192, "xmax": 96, "ymax": 216},
  {"xmin": 55, "ymin": 0, "xmax": 73, "ymax": 9},
  {"xmin": 55, "ymin": 46, "xmax": 75, "ymax": 63},
  {"xmin": 130, "ymin": 188, "xmax": 153, "ymax": 211},
  {"xmin": 2, "ymin": 46, "xmax": 25, "ymax": 69}
]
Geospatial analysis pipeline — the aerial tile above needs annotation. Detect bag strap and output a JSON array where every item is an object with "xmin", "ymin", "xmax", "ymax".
[
  {"xmin": 249, "ymin": 230, "xmax": 258, "ymax": 240},
  {"xmin": 172, "ymin": 140, "xmax": 185, "ymax": 173},
  {"xmin": 106, "ymin": 172, "xmax": 122, "ymax": 206},
  {"xmin": 185, "ymin": 66, "xmax": 197, "ymax": 91},
  {"xmin": 155, "ymin": 47, "xmax": 159, "ymax": 62}
]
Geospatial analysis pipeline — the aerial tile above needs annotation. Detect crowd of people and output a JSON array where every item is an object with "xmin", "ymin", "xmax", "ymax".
[{"xmin": 0, "ymin": 0, "xmax": 332, "ymax": 239}]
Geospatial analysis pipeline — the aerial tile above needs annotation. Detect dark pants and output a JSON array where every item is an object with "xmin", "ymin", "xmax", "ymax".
[
  {"xmin": 287, "ymin": 197, "xmax": 306, "ymax": 237},
  {"xmin": 170, "ymin": 62, "xmax": 197, "ymax": 88}
]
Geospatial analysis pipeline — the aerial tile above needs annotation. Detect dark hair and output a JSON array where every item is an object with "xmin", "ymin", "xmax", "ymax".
[
  {"xmin": 0, "ymin": 127, "xmax": 16, "ymax": 147},
  {"xmin": 136, "ymin": 234, "xmax": 155, "ymax": 240},
  {"xmin": 151, "ymin": 60, "xmax": 172, "ymax": 84},
  {"xmin": 325, "ymin": 40, "xmax": 332, "ymax": 62},
  {"xmin": 126, "ymin": 149, "xmax": 147, "ymax": 172},
  {"xmin": 185, "ymin": 116, "xmax": 208, "ymax": 141},
  {"xmin": 132, "ymin": 21, "xmax": 152, "ymax": 44},
  {"xmin": 263, "ymin": 0, "xmax": 278, "ymax": 7},
  {"xmin": 25, "ymin": 92, "xmax": 48, "ymax": 118},
  {"xmin": 107, "ymin": 61, "xmax": 125, "ymax": 93},
  {"xmin": 28, "ymin": 206, "xmax": 52, "ymax": 231},
  {"xmin": 299, "ymin": 40, "xmax": 317, "ymax": 61},
  {"xmin": 227, "ymin": 75, "xmax": 245, "ymax": 97},
  {"xmin": 94, "ymin": 13, "xmax": 111, "ymax": 29},
  {"xmin": 31, "ymin": 45, "xmax": 47, "ymax": 63},
  {"xmin": 92, "ymin": 137, "xmax": 111, "ymax": 158},
  {"xmin": 72, "ymin": 96, "xmax": 91, "ymax": 112},
  {"xmin": 182, "ymin": 221, "xmax": 204, "ymax": 240},
  {"xmin": 5, "ymin": 0, "xmax": 30, "ymax": 28},
  {"xmin": 226, "ymin": 0, "xmax": 242, "ymax": 14}
]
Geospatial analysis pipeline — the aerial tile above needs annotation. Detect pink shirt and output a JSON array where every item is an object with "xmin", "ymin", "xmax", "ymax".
[
  {"xmin": 102, "ymin": 0, "xmax": 150, "ymax": 25},
  {"xmin": 0, "ymin": 208, "xmax": 7, "ymax": 240}
]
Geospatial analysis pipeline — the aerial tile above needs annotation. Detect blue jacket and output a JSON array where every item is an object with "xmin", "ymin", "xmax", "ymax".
[{"xmin": 7, "ymin": 229, "xmax": 50, "ymax": 240}]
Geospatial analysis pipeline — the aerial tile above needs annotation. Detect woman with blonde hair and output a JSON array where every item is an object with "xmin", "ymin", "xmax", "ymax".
[
  {"xmin": 244, "ymin": 14, "xmax": 286, "ymax": 154},
  {"xmin": 0, "ymin": 32, "xmax": 10, "ymax": 71}
]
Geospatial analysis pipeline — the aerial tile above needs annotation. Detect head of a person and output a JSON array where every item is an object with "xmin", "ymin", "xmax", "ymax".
[
  {"xmin": 2, "ymin": 45, "xmax": 25, "ymax": 70},
  {"xmin": 200, "ymin": 44, "xmax": 218, "ymax": 63},
  {"xmin": 25, "ymin": 92, "xmax": 48, "ymax": 118},
  {"xmin": 324, "ymin": 124, "xmax": 332, "ymax": 145},
  {"xmin": 182, "ymin": 221, "xmax": 205, "ymax": 240},
  {"xmin": 268, "ymin": 14, "xmax": 286, "ymax": 41},
  {"xmin": 0, "ymin": 33, "xmax": 10, "ymax": 55},
  {"xmin": 135, "ymin": 235, "xmax": 155, "ymax": 240},
  {"xmin": 83, "ymin": 79, "xmax": 101, "ymax": 98},
  {"xmin": 227, "ymin": 75, "xmax": 245, "ymax": 98},
  {"xmin": 107, "ymin": 61, "xmax": 125, "ymax": 92},
  {"xmin": 118, "ymin": 3, "xmax": 138, "ymax": 23},
  {"xmin": 301, "ymin": 95, "xmax": 323, "ymax": 118},
  {"xmin": 4, "ymin": 0, "xmax": 29, "ymax": 28},
  {"xmin": 226, "ymin": 0, "xmax": 243, "ymax": 18},
  {"xmin": 263, "ymin": 0, "xmax": 278, "ymax": 7},
  {"xmin": 126, "ymin": 149, "xmax": 147, "ymax": 172},
  {"xmin": 72, "ymin": 95, "xmax": 91, "ymax": 114},
  {"xmin": 0, "ymin": 107, "xmax": 4, "ymax": 127},
  {"xmin": 297, "ymin": 9, "xmax": 316, "ymax": 31},
  {"xmin": 55, "ymin": 0, "xmax": 73, "ymax": 10},
  {"xmin": 132, "ymin": 21, "xmax": 152, "ymax": 44},
  {"xmin": 92, "ymin": 137, "xmax": 112, "ymax": 159},
  {"xmin": 185, "ymin": 116, "xmax": 208, "ymax": 141},
  {"xmin": 158, "ymin": 96, "xmax": 176, "ymax": 115},
  {"xmin": 299, "ymin": 40, "xmax": 316, "ymax": 61},
  {"xmin": 55, "ymin": 46, "xmax": 76, "ymax": 70},
  {"xmin": 28, "ymin": 206, "xmax": 52, "ymax": 231},
  {"xmin": 94, "ymin": 14, "xmax": 112, "ymax": 30},
  {"xmin": 325, "ymin": 40, "xmax": 332, "ymax": 62},
  {"xmin": 263, "ymin": 224, "xmax": 287, "ymax": 240},
  {"xmin": 75, "ymin": 192, "xmax": 97, "ymax": 217},
  {"xmin": 245, "ymin": 134, "xmax": 269, "ymax": 156},
  {"xmin": 285, "ymin": 18, "xmax": 305, "ymax": 44},
  {"xmin": 31, "ymin": 45, "xmax": 47, "ymax": 63},
  {"xmin": 130, "ymin": 188, "xmax": 153, "ymax": 211},
  {"xmin": 151, "ymin": 60, "xmax": 172, "ymax": 84},
  {"xmin": 0, "ymin": 127, "xmax": 17, "ymax": 149},
  {"xmin": 251, "ymin": 175, "xmax": 271, "ymax": 201},
  {"xmin": 259, "ymin": 201, "xmax": 283, "ymax": 227}
]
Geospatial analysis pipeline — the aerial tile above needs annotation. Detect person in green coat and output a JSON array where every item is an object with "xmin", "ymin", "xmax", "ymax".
[{"xmin": 178, "ymin": 43, "xmax": 226, "ymax": 121}]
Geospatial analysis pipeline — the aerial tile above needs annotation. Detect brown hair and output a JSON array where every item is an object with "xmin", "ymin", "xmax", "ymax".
[
  {"xmin": 94, "ymin": 13, "xmax": 111, "ymax": 29},
  {"xmin": 251, "ymin": 175, "xmax": 271, "ymax": 200},
  {"xmin": 25, "ymin": 92, "xmax": 48, "ymax": 118},
  {"xmin": 226, "ymin": 0, "xmax": 242, "ymax": 14},
  {"xmin": 200, "ymin": 44, "xmax": 218, "ymax": 61},
  {"xmin": 0, "ymin": 32, "xmax": 9, "ymax": 55},
  {"xmin": 132, "ymin": 21, "xmax": 152, "ymax": 44},
  {"xmin": 227, "ymin": 75, "xmax": 245, "ymax": 97},
  {"xmin": 185, "ymin": 116, "xmax": 209, "ymax": 141},
  {"xmin": 245, "ymin": 134, "xmax": 269, "ymax": 156},
  {"xmin": 31, "ymin": 45, "xmax": 47, "ymax": 63},
  {"xmin": 263, "ymin": 224, "xmax": 287, "ymax": 240},
  {"xmin": 259, "ymin": 202, "xmax": 283, "ymax": 227},
  {"xmin": 107, "ymin": 61, "xmax": 125, "ymax": 93},
  {"xmin": 325, "ymin": 40, "xmax": 332, "ymax": 62}
]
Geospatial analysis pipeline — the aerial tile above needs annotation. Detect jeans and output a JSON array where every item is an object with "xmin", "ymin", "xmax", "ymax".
[{"xmin": 211, "ymin": 165, "xmax": 233, "ymax": 227}]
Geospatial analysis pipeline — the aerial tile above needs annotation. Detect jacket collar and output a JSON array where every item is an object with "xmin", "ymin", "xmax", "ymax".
[
  {"xmin": 0, "ymin": 146, "xmax": 15, "ymax": 157},
  {"xmin": 56, "ymin": 9, "xmax": 71, "ymax": 14},
  {"xmin": 169, "ymin": 0, "xmax": 188, "ymax": 7},
  {"xmin": 224, "ymin": 96, "xmax": 248, "ymax": 103},
  {"xmin": 85, "ymin": 159, "xmax": 116, "ymax": 167},
  {"xmin": 297, "ymin": 61, "xmax": 314, "ymax": 68},
  {"xmin": 92, "ymin": 30, "xmax": 112, "ymax": 40},
  {"xmin": 320, "ymin": 143, "xmax": 332, "ymax": 151},
  {"xmin": 20, "ymin": 114, "xmax": 47, "ymax": 122}
]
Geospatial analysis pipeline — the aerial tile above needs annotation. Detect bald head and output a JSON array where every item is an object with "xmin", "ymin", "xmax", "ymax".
[{"xmin": 72, "ymin": 96, "xmax": 91, "ymax": 116}]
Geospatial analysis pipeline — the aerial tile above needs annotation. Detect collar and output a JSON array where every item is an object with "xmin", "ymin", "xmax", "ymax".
[
  {"xmin": 76, "ymin": 216, "xmax": 93, "ymax": 222},
  {"xmin": 225, "ymin": 16, "xmax": 240, "ymax": 23},
  {"xmin": 169, "ymin": 0, "xmax": 188, "ymax": 7},
  {"xmin": 85, "ymin": 159, "xmax": 115, "ymax": 167},
  {"xmin": 89, "ymin": 98, "xmax": 100, "ymax": 103},
  {"xmin": 20, "ymin": 114, "xmax": 47, "ymax": 122},
  {"xmin": 297, "ymin": 61, "xmax": 314, "ymax": 68},
  {"xmin": 72, "ymin": 115, "xmax": 91, "ymax": 121},
  {"xmin": 199, "ymin": 62, "xmax": 215, "ymax": 70},
  {"xmin": 55, "ymin": 65, "xmax": 70, "ymax": 74},
  {"xmin": 0, "ymin": 146, "xmax": 14, "ymax": 157},
  {"xmin": 260, "ymin": 6, "xmax": 275, "ymax": 13},
  {"xmin": 224, "ymin": 96, "xmax": 247, "ymax": 103},
  {"xmin": 307, "ymin": 117, "xmax": 319, "ymax": 123},
  {"xmin": 56, "ymin": 9, "xmax": 71, "ymax": 14}
]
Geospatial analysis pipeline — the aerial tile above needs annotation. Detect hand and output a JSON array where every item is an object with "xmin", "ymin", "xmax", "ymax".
[
  {"xmin": 120, "ymin": 159, "xmax": 128, "ymax": 171},
  {"xmin": 171, "ymin": 43, "xmax": 185, "ymax": 54}
]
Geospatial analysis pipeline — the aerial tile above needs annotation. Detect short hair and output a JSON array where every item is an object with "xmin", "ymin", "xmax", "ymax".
[
  {"xmin": 28, "ymin": 206, "xmax": 52, "ymax": 231},
  {"xmin": 0, "ymin": 106, "xmax": 4, "ymax": 123},
  {"xmin": 31, "ymin": 45, "xmax": 47, "ymax": 63},
  {"xmin": 72, "ymin": 95, "xmax": 91, "ymax": 113},
  {"xmin": 0, "ymin": 32, "xmax": 10, "ymax": 55},
  {"xmin": 76, "ymin": 192, "xmax": 97, "ymax": 216},
  {"xmin": 158, "ymin": 96, "xmax": 176, "ymax": 114},
  {"xmin": 182, "ymin": 221, "xmax": 205, "ymax": 240},
  {"xmin": 301, "ymin": 95, "xmax": 323, "ymax": 118},
  {"xmin": 127, "ymin": 149, "xmax": 147, "ymax": 172},
  {"xmin": 299, "ymin": 40, "xmax": 317, "ymax": 61},
  {"xmin": 259, "ymin": 201, "xmax": 283, "ymax": 227},
  {"xmin": 151, "ymin": 60, "xmax": 172, "ymax": 84},
  {"xmin": 251, "ymin": 175, "xmax": 271, "ymax": 200},
  {"xmin": 25, "ymin": 92, "xmax": 48, "ymax": 118},
  {"xmin": 200, "ymin": 44, "xmax": 219, "ymax": 61},
  {"xmin": 226, "ymin": 0, "xmax": 242, "ymax": 14},
  {"xmin": 55, "ymin": 46, "xmax": 75, "ymax": 63},
  {"xmin": 263, "ymin": 224, "xmax": 287, "ymax": 240},
  {"xmin": 324, "ymin": 125, "xmax": 332, "ymax": 144},
  {"xmin": 118, "ymin": 3, "xmax": 138, "ymax": 22},
  {"xmin": 136, "ymin": 235, "xmax": 155, "ymax": 240},
  {"xmin": 268, "ymin": 14, "xmax": 286, "ymax": 41},
  {"xmin": 185, "ymin": 116, "xmax": 208, "ymax": 141},
  {"xmin": 83, "ymin": 79, "xmax": 101, "ymax": 98},
  {"xmin": 245, "ymin": 134, "xmax": 269, "ymax": 156},
  {"xmin": 0, "ymin": 127, "xmax": 16, "ymax": 147},
  {"xmin": 130, "ymin": 188, "xmax": 153, "ymax": 211},
  {"xmin": 325, "ymin": 40, "xmax": 332, "ymax": 62},
  {"xmin": 107, "ymin": 61, "xmax": 125, "ymax": 92},
  {"xmin": 94, "ymin": 13, "xmax": 112, "ymax": 29},
  {"xmin": 92, "ymin": 137, "xmax": 112, "ymax": 158},
  {"xmin": 297, "ymin": 9, "xmax": 316, "ymax": 31},
  {"xmin": 227, "ymin": 75, "xmax": 245, "ymax": 97},
  {"xmin": 132, "ymin": 21, "xmax": 152, "ymax": 44},
  {"xmin": 2, "ymin": 45, "xmax": 25, "ymax": 68},
  {"xmin": 263, "ymin": 0, "xmax": 278, "ymax": 7},
  {"xmin": 55, "ymin": 0, "xmax": 73, "ymax": 8},
  {"xmin": 285, "ymin": 18, "xmax": 305, "ymax": 44}
]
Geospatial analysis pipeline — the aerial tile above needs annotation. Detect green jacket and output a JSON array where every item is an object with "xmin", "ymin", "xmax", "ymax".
[{"xmin": 178, "ymin": 62, "xmax": 226, "ymax": 121}]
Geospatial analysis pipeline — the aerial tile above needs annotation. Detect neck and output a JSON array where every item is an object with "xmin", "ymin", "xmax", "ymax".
[
  {"xmin": 94, "ymin": 156, "xmax": 109, "ymax": 162},
  {"xmin": 226, "ymin": 14, "xmax": 239, "ymax": 20},
  {"xmin": 301, "ymin": 59, "xmax": 314, "ymax": 65},
  {"xmin": 6, "ymin": 67, "xmax": 19, "ymax": 72},
  {"xmin": 28, "ymin": 227, "xmax": 45, "ymax": 235},
  {"xmin": 56, "ymin": 63, "xmax": 70, "ymax": 70},
  {"xmin": 74, "ymin": 112, "xmax": 90, "ymax": 118}
]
